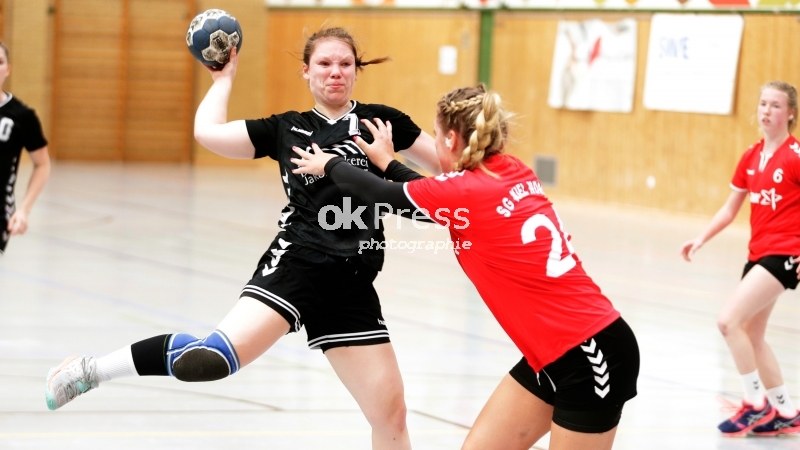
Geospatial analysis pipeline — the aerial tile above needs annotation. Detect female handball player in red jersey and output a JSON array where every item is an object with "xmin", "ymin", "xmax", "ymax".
[
  {"xmin": 293, "ymin": 84, "xmax": 640, "ymax": 450},
  {"xmin": 681, "ymin": 81, "xmax": 800, "ymax": 437}
]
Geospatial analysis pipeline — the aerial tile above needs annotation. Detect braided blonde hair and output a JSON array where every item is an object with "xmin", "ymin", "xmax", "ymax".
[{"xmin": 437, "ymin": 84, "xmax": 510, "ymax": 174}]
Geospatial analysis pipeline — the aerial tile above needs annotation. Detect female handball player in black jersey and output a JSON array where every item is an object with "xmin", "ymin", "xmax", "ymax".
[
  {"xmin": 0, "ymin": 42, "xmax": 51, "ymax": 257},
  {"xmin": 292, "ymin": 84, "xmax": 640, "ymax": 450},
  {"xmin": 681, "ymin": 81, "xmax": 800, "ymax": 437},
  {"xmin": 45, "ymin": 27, "xmax": 440, "ymax": 449}
]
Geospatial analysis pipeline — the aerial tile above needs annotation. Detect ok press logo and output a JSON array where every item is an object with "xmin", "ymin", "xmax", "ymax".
[{"xmin": 317, "ymin": 197, "xmax": 469, "ymax": 230}]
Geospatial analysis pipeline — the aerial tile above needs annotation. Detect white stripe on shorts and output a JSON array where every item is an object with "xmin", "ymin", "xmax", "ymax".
[
  {"xmin": 308, "ymin": 330, "xmax": 390, "ymax": 349},
  {"xmin": 240, "ymin": 285, "xmax": 301, "ymax": 332}
]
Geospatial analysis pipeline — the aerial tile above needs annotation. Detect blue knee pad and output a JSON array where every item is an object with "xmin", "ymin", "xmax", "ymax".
[{"xmin": 166, "ymin": 330, "xmax": 240, "ymax": 382}]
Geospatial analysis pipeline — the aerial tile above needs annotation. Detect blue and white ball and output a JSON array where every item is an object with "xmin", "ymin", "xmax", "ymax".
[{"xmin": 186, "ymin": 9, "xmax": 243, "ymax": 69}]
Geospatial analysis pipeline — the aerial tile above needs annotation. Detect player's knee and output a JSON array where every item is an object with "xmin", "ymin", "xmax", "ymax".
[
  {"xmin": 371, "ymin": 392, "xmax": 407, "ymax": 433},
  {"xmin": 166, "ymin": 331, "xmax": 241, "ymax": 382},
  {"xmin": 717, "ymin": 316, "xmax": 740, "ymax": 337}
]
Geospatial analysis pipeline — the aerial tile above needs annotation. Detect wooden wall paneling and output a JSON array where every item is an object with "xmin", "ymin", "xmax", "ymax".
[
  {"xmin": 124, "ymin": 0, "xmax": 194, "ymax": 162},
  {"xmin": 5, "ymin": 0, "xmax": 52, "ymax": 139},
  {"xmin": 265, "ymin": 10, "xmax": 480, "ymax": 148},
  {"xmin": 117, "ymin": 0, "xmax": 130, "ymax": 162},
  {"xmin": 491, "ymin": 12, "xmax": 800, "ymax": 216},
  {"xmin": 52, "ymin": 0, "xmax": 125, "ymax": 160},
  {"xmin": 0, "ymin": 0, "xmax": 5, "ymax": 44}
]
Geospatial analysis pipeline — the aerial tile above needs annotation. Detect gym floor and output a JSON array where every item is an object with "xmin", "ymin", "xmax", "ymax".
[{"xmin": 1, "ymin": 162, "xmax": 798, "ymax": 449}]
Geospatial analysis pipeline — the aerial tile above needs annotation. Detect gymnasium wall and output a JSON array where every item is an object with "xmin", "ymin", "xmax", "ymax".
[
  {"xmin": 5, "ymin": 2, "xmax": 800, "ymax": 215},
  {"xmin": 3, "ymin": 0, "xmax": 53, "ymax": 142},
  {"xmin": 489, "ymin": 12, "xmax": 800, "ymax": 215},
  {"xmin": 266, "ymin": 10, "xmax": 799, "ymax": 215}
]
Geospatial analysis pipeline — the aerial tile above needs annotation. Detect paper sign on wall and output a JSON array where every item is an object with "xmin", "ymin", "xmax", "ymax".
[
  {"xmin": 643, "ymin": 14, "xmax": 744, "ymax": 115},
  {"xmin": 548, "ymin": 18, "xmax": 638, "ymax": 113}
]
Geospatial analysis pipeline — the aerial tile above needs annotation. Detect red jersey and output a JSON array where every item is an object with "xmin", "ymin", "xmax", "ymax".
[
  {"xmin": 731, "ymin": 135, "xmax": 800, "ymax": 261},
  {"xmin": 405, "ymin": 154, "xmax": 620, "ymax": 371}
]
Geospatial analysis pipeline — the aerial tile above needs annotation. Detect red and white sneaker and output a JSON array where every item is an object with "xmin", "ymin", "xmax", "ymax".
[{"xmin": 752, "ymin": 410, "xmax": 800, "ymax": 436}]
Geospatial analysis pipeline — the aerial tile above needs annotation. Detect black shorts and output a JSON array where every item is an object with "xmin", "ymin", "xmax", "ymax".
[
  {"xmin": 240, "ymin": 236, "xmax": 389, "ymax": 352},
  {"xmin": 743, "ymin": 255, "xmax": 799, "ymax": 290},
  {"xmin": 509, "ymin": 317, "xmax": 640, "ymax": 433}
]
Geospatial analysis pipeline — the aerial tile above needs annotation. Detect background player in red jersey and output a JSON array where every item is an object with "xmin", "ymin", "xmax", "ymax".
[
  {"xmin": 681, "ymin": 81, "xmax": 800, "ymax": 437},
  {"xmin": 44, "ymin": 27, "xmax": 439, "ymax": 449},
  {"xmin": 293, "ymin": 84, "xmax": 640, "ymax": 450},
  {"xmin": 0, "ymin": 42, "xmax": 51, "ymax": 256}
]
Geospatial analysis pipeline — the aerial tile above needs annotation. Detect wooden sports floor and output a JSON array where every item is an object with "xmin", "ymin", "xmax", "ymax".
[{"xmin": 1, "ymin": 162, "xmax": 798, "ymax": 449}]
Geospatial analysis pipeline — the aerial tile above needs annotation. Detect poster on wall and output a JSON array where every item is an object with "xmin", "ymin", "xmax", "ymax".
[
  {"xmin": 643, "ymin": 14, "xmax": 744, "ymax": 115},
  {"xmin": 547, "ymin": 19, "xmax": 637, "ymax": 113}
]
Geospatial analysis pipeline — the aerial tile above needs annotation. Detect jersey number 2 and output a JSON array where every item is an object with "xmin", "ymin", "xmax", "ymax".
[{"xmin": 521, "ymin": 213, "xmax": 576, "ymax": 278}]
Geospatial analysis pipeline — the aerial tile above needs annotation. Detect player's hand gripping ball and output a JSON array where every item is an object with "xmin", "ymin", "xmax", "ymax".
[{"xmin": 186, "ymin": 9, "xmax": 243, "ymax": 69}]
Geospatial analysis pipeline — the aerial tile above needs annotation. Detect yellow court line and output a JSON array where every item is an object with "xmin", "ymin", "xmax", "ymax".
[
  {"xmin": 0, "ymin": 429, "xmax": 469, "ymax": 439},
  {"xmin": 616, "ymin": 427, "xmax": 714, "ymax": 435}
]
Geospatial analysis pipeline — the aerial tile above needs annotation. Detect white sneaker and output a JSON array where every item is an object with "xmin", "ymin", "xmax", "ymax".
[{"xmin": 45, "ymin": 356, "xmax": 99, "ymax": 410}]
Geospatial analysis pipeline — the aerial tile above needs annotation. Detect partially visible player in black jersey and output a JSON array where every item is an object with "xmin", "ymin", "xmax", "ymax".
[
  {"xmin": 45, "ymin": 27, "xmax": 439, "ymax": 449},
  {"xmin": 0, "ymin": 42, "xmax": 51, "ymax": 256}
]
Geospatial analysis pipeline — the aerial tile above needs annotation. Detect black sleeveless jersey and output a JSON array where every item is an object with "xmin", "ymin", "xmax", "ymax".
[
  {"xmin": 245, "ymin": 101, "xmax": 422, "ymax": 270},
  {"xmin": 0, "ymin": 94, "xmax": 48, "ymax": 223}
]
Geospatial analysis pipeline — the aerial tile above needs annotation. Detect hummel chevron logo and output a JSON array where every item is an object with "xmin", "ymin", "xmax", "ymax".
[
  {"xmin": 785, "ymin": 257, "xmax": 795, "ymax": 271},
  {"xmin": 791, "ymin": 142, "xmax": 799, "ymax": 157},
  {"xmin": 582, "ymin": 338, "xmax": 611, "ymax": 398},
  {"xmin": 263, "ymin": 239, "xmax": 292, "ymax": 276},
  {"xmin": 587, "ymin": 350, "xmax": 604, "ymax": 365},
  {"xmin": 592, "ymin": 361, "xmax": 607, "ymax": 375},
  {"xmin": 777, "ymin": 394, "xmax": 785, "ymax": 404},
  {"xmin": 282, "ymin": 170, "xmax": 291, "ymax": 197},
  {"xmin": 279, "ymin": 206, "xmax": 295, "ymax": 228}
]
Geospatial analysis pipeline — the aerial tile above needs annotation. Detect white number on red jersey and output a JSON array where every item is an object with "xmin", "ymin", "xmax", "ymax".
[{"xmin": 521, "ymin": 212, "xmax": 576, "ymax": 277}]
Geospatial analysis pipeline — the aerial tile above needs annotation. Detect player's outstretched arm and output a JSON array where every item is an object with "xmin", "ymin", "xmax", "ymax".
[
  {"xmin": 680, "ymin": 190, "xmax": 747, "ymax": 261},
  {"xmin": 194, "ymin": 47, "xmax": 255, "ymax": 159},
  {"xmin": 401, "ymin": 131, "xmax": 440, "ymax": 175}
]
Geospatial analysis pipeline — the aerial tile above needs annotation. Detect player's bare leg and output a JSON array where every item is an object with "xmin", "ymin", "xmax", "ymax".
[
  {"xmin": 46, "ymin": 296, "xmax": 290, "ymax": 410},
  {"xmin": 217, "ymin": 296, "xmax": 291, "ymax": 367},
  {"xmin": 717, "ymin": 265, "xmax": 783, "ymax": 377},
  {"xmin": 326, "ymin": 343, "xmax": 410, "ymax": 450},
  {"xmin": 741, "ymin": 300, "xmax": 783, "ymax": 389},
  {"xmin": 462, "ymin": 374, "xmax": 552, "ymax": 450}
]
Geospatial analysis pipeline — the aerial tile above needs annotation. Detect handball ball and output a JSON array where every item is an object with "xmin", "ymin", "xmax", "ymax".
[{"xmin": 186, "ymin": 9, "xmax": 243, "ymax": 69}]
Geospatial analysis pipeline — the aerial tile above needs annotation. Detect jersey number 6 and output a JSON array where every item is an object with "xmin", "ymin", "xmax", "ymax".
[{"xmin": 521, "ymin": 213, "xmax": 576, "ymax": 278}]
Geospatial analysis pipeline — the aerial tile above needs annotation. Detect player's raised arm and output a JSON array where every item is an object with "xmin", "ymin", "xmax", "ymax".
[{"xmin": 193, "ymin": 47, "xmax": 255, "ymax": 159}]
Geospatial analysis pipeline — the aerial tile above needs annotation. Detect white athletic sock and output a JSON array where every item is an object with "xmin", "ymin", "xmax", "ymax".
[
  {"xmin": 95, "ymin": 345, "xmax": 138, "ymax": 383},
  {"xmin": 740, "ymin": 370, "xmax": 764, "ymax": 408},
  {"xmin": 767, "ymin": 385, "xmax": 797, "ymax": 417}
]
